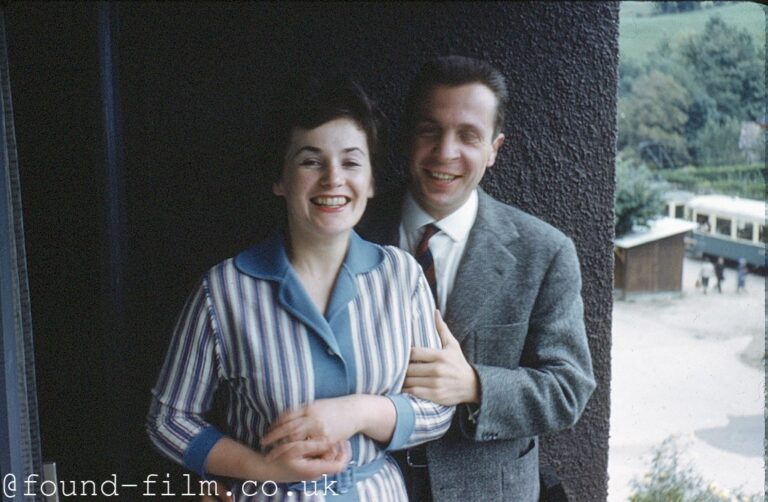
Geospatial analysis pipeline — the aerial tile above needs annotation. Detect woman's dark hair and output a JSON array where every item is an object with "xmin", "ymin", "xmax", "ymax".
[
  {"xmin": 260, "ymin": 76, "xmax": 386, "ymax": 187},
  {"xmin": 403, "ymin": 55, "xmax": 509, "ymax": 139}
]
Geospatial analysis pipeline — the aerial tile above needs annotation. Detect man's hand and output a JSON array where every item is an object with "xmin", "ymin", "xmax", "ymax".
[{"xmin": 403, "ymin": 310, "xmax": 480, "ymax": 405}]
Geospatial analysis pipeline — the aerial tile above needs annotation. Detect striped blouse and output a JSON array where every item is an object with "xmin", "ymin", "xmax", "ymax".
[{"xmin": 147, "ymin": 231, "xmax": 454, "ymax": 501}]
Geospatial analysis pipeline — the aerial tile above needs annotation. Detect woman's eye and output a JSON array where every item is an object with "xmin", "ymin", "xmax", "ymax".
[
  {"xmin": 300, "ymin": 159, "xmax": 322, "ymax": 168},
  {"xmin": 343, "ymin": 161, "xmax": 361, "ymax": 168},
  {"xmin": 416, "ymin": 125, "xmax": 438, "ymax": 136}
]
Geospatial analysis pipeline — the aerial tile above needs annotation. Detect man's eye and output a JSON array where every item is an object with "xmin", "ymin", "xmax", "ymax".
[
  {"xmin": 460, "ymin": 131, "xmax": 481, "ymax": 143},
  {"xmin": 416, "ymin": 126, "xmax": 439, "ymax": 136}
]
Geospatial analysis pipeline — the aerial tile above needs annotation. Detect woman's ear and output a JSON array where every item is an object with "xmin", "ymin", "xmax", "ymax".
[{"xmin": 272, "ymin": 180, "xmax": 285, "ymax": 196}]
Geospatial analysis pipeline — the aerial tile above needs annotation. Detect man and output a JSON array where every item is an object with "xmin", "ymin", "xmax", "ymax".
[{"xmin": 358, "ymin": 55, "xmax": 596, "ymax": 501}]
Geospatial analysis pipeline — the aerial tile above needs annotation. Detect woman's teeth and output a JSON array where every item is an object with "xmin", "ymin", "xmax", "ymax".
[{"xmin": 312, "ymin": 196, "xmax": 348, "ymax": 206}]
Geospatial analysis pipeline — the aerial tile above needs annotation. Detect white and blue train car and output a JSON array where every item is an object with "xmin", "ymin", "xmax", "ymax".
[{"xmin": 677, "ymin": 195, "xmax": 766, "ymax": 269}]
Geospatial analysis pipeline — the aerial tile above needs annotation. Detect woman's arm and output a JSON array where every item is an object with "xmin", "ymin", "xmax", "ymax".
[
  {"xmin": 206, "ymin": 436, "xmax": 350, "ymax": 482},
  {"xmin": 387, "ymin": 272, "xmax": 455, "ymax": 450},
  {"xmin": 147, "ymin": 277, "xmax": 348, "ymax": 482}
]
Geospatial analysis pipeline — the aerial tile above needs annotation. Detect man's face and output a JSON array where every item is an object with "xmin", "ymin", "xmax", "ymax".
[{"xmin": 408, "ymin": 83, "xmax": 505, "ymax": 220}]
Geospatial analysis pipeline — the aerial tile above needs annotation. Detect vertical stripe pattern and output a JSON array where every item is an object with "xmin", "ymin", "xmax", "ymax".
[{"xmin": 147, "ymin": 243, "xmax": 454, "ymax": 501}]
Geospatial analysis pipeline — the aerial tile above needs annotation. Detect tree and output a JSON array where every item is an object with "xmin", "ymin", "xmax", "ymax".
[
  {"xmin": 652, "ymin": 1, "xmax": 702, "ymax": 15},
  {"xmin": 614, "ymin": 158, "xmax": 664, "ymax": 237},
  {"xmin": 618, "ymin": 70, "xmax": 691, "ymax": 166},
  {"xmin": 675, "ymin": 16, "xmax": 765, "ymax": 122},
  {"xmin": 620, "ymin": 15, "xmax": 765, "ymax": 166}
]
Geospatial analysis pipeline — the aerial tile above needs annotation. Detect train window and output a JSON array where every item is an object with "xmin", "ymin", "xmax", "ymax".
[
  {"xmin": 736, "ymin": 222, "xmax": 753, "ymax": 241},
  {"xmin": 715, "ymin": 217, "xmax": 731, "ymax": 236},
  {"xmin": 760, "ymin": 225, "xmax": 766, "ymax": 244},
  {"xmin": 696, "ymin": 213, "xmax": 710, "ymax": 232},
  {"xmin": 675, "ymin": 205, "xmax": 684, "ymax": 219}
]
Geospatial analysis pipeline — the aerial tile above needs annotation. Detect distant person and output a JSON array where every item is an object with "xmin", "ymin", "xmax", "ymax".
[
  {"xmin": 736, "ymin": 258, "xmax": 748, "ymax": 293},
  {"xmin": 714, "ymin": 257, "xmax": 725, "ymax": 293},
  {"xmin": 698, "ymin": 259, "xmax": 715, "ymax": 294}
]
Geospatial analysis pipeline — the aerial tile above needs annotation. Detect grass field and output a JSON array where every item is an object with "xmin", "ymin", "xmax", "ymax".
[{"xmin": 620, "ymin": 2, "xmax": 766, "ymax": 64}]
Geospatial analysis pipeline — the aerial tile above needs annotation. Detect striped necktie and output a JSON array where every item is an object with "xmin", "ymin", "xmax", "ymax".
[{"xmin": 415, "ymin": 223, "xmax": 439, "ymax": 303}]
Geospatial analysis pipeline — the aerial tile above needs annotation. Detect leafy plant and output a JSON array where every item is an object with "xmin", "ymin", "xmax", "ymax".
[
  {"xmin": 614, "ymin": 158, "xmax": 664, "ymax": 237},
  {"xmin": 629, "ymin": 436, "xmax": 762, "ymax": 502},
  {"xmin": 657, "ymin": 164, "xmax": 766, "ymax": 199}
]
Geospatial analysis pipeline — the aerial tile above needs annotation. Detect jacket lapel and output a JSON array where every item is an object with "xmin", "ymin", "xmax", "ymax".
[{"xmin": 444, "ymin": 190, "xmax": 519, "ymax": 344}]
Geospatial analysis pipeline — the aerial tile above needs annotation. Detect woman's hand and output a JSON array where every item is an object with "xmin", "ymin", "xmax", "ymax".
[
  {"xmin": 204, "ymin": 436, "xmax": 349, "ymax": 487},
  {"xmin": 262, "ymin": 439, "xmax": 351, "ymax": 482},
  {"xmin": 261, "ymin": 395, "xmax": 396, "ymax": 461},
  {"xmin": 262, "ymin": 396, "xmax": 363, "ymax": 452}
]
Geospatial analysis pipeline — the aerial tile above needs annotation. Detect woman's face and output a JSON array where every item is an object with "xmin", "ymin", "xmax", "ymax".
[{"xmin": 273, "ymin": 117, "xmax": 374, "ymax": 240}]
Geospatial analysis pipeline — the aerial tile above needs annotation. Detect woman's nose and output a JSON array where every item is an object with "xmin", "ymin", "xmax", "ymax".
[{"xmin": 321, "ymin": 163, "xmax": 344, "ymax": 187}]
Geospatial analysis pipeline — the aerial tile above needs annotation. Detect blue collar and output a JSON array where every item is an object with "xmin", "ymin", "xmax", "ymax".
[
  {"xmin": 234, "ymin": 230, "xmax": 383, "ymax": 281},
  {"xmin": 233, "ymin": 230, "xmax": 384, "ymax": 354}
]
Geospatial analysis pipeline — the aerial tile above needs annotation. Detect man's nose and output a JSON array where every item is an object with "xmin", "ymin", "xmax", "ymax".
[{"xmin": 434, "ymin": 133, "xmax": 460, "ymax": 161}]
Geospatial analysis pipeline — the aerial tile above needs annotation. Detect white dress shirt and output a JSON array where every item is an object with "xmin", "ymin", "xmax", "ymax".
[{"xmin": 399, "ymin": 189, "xmax": 478, "ymax": 314}]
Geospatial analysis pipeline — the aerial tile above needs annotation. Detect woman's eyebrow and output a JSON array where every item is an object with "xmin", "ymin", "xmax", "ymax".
[{"xmin": 291, "ymin": 146, "xmax": 321, "ymax": 158}]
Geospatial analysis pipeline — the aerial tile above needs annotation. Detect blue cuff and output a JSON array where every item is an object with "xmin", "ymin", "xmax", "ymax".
[
  {"xmin": 183, "ymin": 426, "xmax": 225, "ymax": 477},
  {"xmin": 384, "ymin": 394, "xmax": 416, "ymax": 451}
]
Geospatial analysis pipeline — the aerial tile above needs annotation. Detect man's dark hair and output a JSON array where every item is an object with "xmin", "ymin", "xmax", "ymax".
[
  {"xmin": 261, "ymin": 75, "xmax": 385, "ymax": 187},
  {"xmin": 403, "ymin": 55, "xmax": 509, "ymax": 138}
]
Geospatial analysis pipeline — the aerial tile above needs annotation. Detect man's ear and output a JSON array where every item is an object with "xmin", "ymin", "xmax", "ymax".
[{"xmin": 487, "ymin": 133, "xmax": 505, "ymax": 168}]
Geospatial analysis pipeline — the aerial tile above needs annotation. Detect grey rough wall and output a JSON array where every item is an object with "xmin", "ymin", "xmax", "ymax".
[{"xmin": 8, "ymin": 1, "xmax": 617, "ymax": 498}]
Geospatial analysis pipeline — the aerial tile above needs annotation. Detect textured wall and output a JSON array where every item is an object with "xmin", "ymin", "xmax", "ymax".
[{"xmin": 7, "ymin": 2, "xmax": 617, "ymax": 499}]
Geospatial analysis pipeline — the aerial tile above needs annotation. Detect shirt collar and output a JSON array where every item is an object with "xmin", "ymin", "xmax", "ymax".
[
  {"xmin": 402, "ymin": 189, "xmax": 478, "ymax": 242},
  {"xmin": 234, "ymin": 229, "xmax": 384, "ymax": 280}
]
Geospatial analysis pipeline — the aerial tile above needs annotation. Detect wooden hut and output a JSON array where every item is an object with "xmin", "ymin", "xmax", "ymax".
[{"xmin": 614, "ymin": 218, "xmax": 698, "ymax": 299}]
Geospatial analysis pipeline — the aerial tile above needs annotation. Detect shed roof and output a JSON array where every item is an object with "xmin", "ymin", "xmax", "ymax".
[{"xmin": 615, "ymin": 217, "xmax": 698, "ymax": 249}]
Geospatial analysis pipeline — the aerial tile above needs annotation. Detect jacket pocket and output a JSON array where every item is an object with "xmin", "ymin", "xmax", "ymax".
[
  {"xmin": 501, "ymin": 438, "xmax": 540, "ymax": 501},
  {"xmin": 473, "ymin": 322, "xmax": 528, "ymax": 368}
]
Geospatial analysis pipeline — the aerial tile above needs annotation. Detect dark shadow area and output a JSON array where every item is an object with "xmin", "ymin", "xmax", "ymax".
[{"xmin": 695, "ymin": 414, "xmax": 764, "ymax": 458}]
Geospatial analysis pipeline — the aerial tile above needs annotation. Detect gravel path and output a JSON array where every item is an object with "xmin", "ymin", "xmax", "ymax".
[{"xmin": 608, "ymin": 257, "xmax": 765, "ymax": 501}]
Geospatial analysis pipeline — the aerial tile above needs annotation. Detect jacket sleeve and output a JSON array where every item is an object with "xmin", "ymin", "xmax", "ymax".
[
  {"xmin": 385, "ymin": 271, "xmax": 455, "ymax": 451},
  {"xmin": 461, "ymin": 237, "xmax": 596, "ymax": 441},
  {"xmin": 146, "ymin": 277, "xmax": 225, "ymax": 476}
]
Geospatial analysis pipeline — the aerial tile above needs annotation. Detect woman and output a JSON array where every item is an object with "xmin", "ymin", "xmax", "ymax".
[{"xmin": 147, "ymin": 78, "xmax": 454, "ymax": 501}]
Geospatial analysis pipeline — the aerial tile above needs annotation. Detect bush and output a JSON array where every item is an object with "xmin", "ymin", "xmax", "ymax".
[
  {"xmin": 629, "ymin": 436, "xmax": 762, "ymax": 502},
  {"xmin": 658, "ymin": 164, "xmax": 766, "ymax": 199},
  {"xmin": 690, "ymin": 117, "xmax": 745, "ymax": 166},
  {"xmin": 614, "ymin": 158, "xmax": 664, "ymax": 237}
]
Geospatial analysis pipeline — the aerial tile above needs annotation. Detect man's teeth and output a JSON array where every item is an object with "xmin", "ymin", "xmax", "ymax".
[
  {"xmin": 313, "ymin": 196, "xmax": 348, "ymax": 206},
  {"xmin": 428, "ymin": 171, "xmax": 457, "ymax": 181}
]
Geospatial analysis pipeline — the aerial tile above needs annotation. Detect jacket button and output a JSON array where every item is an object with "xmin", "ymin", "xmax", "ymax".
[{"xmin": 326, "ymin": 348, "xmax": 335, "ymax": 356}]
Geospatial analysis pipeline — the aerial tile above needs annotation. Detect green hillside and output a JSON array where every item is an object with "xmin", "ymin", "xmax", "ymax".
[{"xmin": 620, "ymin": 2, "xmax": 766, "ymax": 64}]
